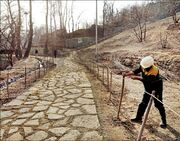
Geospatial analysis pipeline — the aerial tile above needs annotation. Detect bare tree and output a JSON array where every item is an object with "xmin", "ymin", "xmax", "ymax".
[
  {"xmin": 52, "ymin": 2, "xmax": 57, "ymax": 50},
  {"xmin": 71, "ymin": 1, "xmax": 74, "ymax": 34},
  {"xmin": 64, "ymin": 0, "xmax": 68, "ymax": 29},
  {"xmin": 131, "ymin": 4, "xmax": 149, "ymax": 42},
  {"xmin": 6, "ymin": 0, "xmax": 16, "ymax": 52},
  {"xmin": 57, "ymin": 0, "xmax": 63, "ymax": 29},
  {"xmin": 49, "ymin": 1, "xmax": 57, "ymax": 52},
  {"xmin": 52, "ymin": 3, "xmax": 57, "ymax": 32},
  {"xmin": 1, "ymin": 0, "xmax": 17, "ymax": 66},
  {"xmin": 169, "ymin": 0, "xmax": 180, "ymax": 24},
  {"xmin": 1, "ymin": 23, "xmax": 14, "ymax": 66},
  {"xmin": 44, "ymin": 0, "xmax": 49, "ymax": 55},
  {"xmin": 33, "ymin": 26, "xmax": 45, "ymax": 41},
  {"xmin": 75, "ymin": 11, "xmax": 84, "ymax": 30},
  {"xmin": 16, "ymin": 0, "xmax": 22, "ymax": 59},
  {"xmin": 102, "ymin": 0, "xmax": 115, "ymax": 36},
  {"xmin": 24, "ymin": 0, "xmax": 33, "ymax": 58},
  {"xmin": 103, "ymin": 0, "xmax": 108, "ymax": 37}
]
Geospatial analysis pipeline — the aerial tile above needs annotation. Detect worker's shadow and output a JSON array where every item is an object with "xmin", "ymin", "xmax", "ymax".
[{"xmin": 146, "ymin": 124, "xmax": 180, "ymax": 141}]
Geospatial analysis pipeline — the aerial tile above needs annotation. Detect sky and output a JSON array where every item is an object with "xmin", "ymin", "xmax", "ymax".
[{"xmin": 1, "ymin": 0, "xmax": 144, "ymax": 31}]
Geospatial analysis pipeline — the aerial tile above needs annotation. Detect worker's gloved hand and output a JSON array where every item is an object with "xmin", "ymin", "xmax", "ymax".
[
  {"xmin": 130, "ymin": 75, "xmax": 136, "ymax": 80},
  {"xmin": 130, "ymin": 75, "xmax": 143, "ymax": 81},
  {"xmin": 122, "ymin": 72, "xmax": 127, "ymax": 77},
  {"xmin": 122, "ymin": 71, "xmax": 131, "ymax": 77}
]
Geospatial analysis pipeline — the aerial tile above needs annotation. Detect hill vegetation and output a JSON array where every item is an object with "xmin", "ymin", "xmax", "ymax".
[{"xmin": 78, "ymin": 12, "xmax": 180, "ymax": 81}]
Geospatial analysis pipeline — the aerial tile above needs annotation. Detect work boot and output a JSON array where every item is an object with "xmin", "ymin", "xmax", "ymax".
[
  {"xmin": 160, "ymin": 122, "xmax": 167, "ymax": 128},
  {"xmin": 131, "ymin": 103, "xmax": 146, "ymax": 123},
  {"xmin": 131, "ymin": 118, "xmax": 142, "ymax": 123},
  {"xmin": 158, "ymin": 106, "xmax": 167, "ymax": 128}
]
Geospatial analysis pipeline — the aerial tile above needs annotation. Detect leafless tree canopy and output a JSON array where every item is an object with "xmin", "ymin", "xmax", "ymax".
[
  {"xmin": 131, "ymin": 4, "xmax": 149, "ymax": 42},
  {"xmin": 1, "ymin": 0, "xmax": 180, "ymax": 68}
]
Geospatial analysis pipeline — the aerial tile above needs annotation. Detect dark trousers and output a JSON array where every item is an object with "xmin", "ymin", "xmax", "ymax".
[{"xmin": 136, "ymin": 81, "xmax": 167, "ymax": 124}]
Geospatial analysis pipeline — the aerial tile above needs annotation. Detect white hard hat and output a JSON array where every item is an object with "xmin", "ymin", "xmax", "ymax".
[{"xmin": 140, "ymin": 56, "xmax": 154, "ymax": 68}]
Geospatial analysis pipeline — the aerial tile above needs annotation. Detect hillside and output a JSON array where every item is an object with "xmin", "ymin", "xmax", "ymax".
[
  {"xmin": 77, "ymin": 14, "xmax": 180, "ymax": 140},
  {"xmin": 79, "ymin": 14, "xmax": 180, "ymax": 82}
]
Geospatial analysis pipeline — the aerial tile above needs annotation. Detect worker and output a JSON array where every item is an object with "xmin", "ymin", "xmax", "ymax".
[{"xmin": 123, "ymin": 56, "xmax": 167, "ymax": 128}]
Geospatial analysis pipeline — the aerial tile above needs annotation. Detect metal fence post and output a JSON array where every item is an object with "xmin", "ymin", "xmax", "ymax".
[
  {"xmin": 25, "ymin": 66, "xmax": 27, "ymax": 89},
  {"xmin": 44, "ymin": 63, "xmax": 45, "ymax": 75},
  {"xmin": 110, "ymin": 71, "xmax": 112, "ymax": 93},
  {"xmin": 108, "ymin": 71, "xmax": 113, "ymax": 101},
  {"xmin": 97, "ymin": 65, "xmax": 99, "ymax": 78},
  {"xmin": 7, "ymin": 70, "xmax": 9, "ymax": 98},
  {"xmin": 45, "ymin": 61, "xmax": 47, "ymax": 73},
  {"xmin": 91, "ymin": 62, "xmax": 93, "ymax": 72},
  {"xmin": 35, "ymin": 67, "xmax": 37, "ymax": 81},
  {"xmin": 93, "ymin": 63, "xmax": 95, "ymax": 75},
  {"xmin": 103, "ymin": 66, "xmax": 104, "ymax": 84},
  {"xmin": 38, "ymin": 64, "xmax": 40, "ymax": 78},
  {"xmin": 137, "ymin": 90, "xmax": 155, "ymax": 141},
  {"xmin": 117, "ymin": 76, "xmax": 125, "ymax": 119},
  {"xmin": 107, "ymin": 67, "xmax": 110, "ymax": 91}
]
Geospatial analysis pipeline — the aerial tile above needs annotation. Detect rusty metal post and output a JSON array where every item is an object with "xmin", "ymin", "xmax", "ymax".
[
  {"xmin": 91, "ymin": 62, "xmax": 93, "ymax": 72},
  {"xmin": 117, "ymin": 76, "xmax": 125, "ymax": 119},
  {"xmin": 107, "ymin": 67, "xmax": 110, "ymax": 91},
  {"xmin": 25, "ymin": 66, "xmax": 27, "ymax": 89},
  {"xmin": 38, "ymin": 64, "xmax": 40, "ymax": 78},
  {"xmin": 46, "ymin": 60, "xmax": 48, "ymax": 71},
  {"xmin": 88, "ymin": 62, "xmax": 90, "ymax": 72},
  {"xmin": 35, "ymin": 67, "xmax": 37, "ymax": 81},
  {"xmin": 108, "ymin": 70, "xmax": 113, "ymax": 101},
  {"xmin": 92, "ymin": 62, "xmax": 93, "ymax": 71},
  {"xmin": 91, "ymin": 62, "xmax": 93, "ymax": 73},
  {"xmin": 90, "ymin": 62, "xmax": 92, "ymax": 73},
  {"xmin": 110, "ymin": 71, "xmax": 113, "ymax": 93},
  {"xmin": 45, "ymin": 61, "xmax": 47, "ymax": 73},
  {"xmin": 102, "ymin": 66, "xmax": 104, "ymax": 84},
  {"xmin": 137, "ymin": 91, "xmax": 155, "ymax": 141},
  {"xmin": 93, "ymin": 63, "xmax": 95, "ymax": 75},
  {"xmin": 97, "ymin": 65, "xmax": 99, "ymax": 78},
  {"xmin": 7, "ymin": 70, "xmax": 9, "ymax": 98},
  {"xmin": 44, "ymin": 63, "xmax": 45, "ymax": 75}
]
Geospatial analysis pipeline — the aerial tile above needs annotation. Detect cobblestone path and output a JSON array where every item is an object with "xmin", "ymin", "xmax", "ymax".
[{"xmin": 0, "ymin": 57, "xmax": 103, "ymax": 141}]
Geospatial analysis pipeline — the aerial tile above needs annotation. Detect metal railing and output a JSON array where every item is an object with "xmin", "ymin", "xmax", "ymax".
[{"xmin": 0, "ymin": 57, "xmax": 56, "ymax": 104}]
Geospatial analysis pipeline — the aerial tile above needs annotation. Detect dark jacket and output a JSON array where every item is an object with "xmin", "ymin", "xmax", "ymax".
[{"xmin": 133, "ymin": 65, "xmax": 163, "ymax": 93}]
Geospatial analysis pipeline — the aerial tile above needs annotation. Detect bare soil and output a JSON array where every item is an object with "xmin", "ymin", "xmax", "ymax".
[
  {"xmin": 81, "ymin": 63, "xmax": 180, "ymax": 141},
  {"xmin": 77, "ymin": 14, "xmax": 180, "ymax": 140}
]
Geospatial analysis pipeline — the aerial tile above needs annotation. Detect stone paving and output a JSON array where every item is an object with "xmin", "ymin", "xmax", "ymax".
[{"xmin": 0, "ymin": 57, "xmax": 103, "ymax": 141}]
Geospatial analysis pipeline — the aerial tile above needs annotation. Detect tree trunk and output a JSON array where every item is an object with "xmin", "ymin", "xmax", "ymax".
[
  {"xmin": 24, "ymin": 0, "xmax": 33, "ymax": 58},
  {"xmin": 52, "ymin": 4, "xmax": 57, "ymax": 50},
  {"xmin": 44, "ymin": 0, "xmax": 49, "ymax": 55},
  {"xmin": 7, "ymin": 0, "xmax": 16, "ymax": 56},
  {"xmin": 16, "ymin": 0, "xmax": 22, "ymax": 59}
]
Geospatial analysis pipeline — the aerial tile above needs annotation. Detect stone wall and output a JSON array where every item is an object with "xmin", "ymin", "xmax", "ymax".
[
  {"xmin": 30, "ymin": 47, "xmax": 45, "ymax": 56},
  {"xmin": 99, "ymin": 52, "xmax": 180, "ymax": 81}
]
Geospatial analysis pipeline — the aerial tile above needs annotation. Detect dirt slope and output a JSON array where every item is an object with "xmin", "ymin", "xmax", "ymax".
[{"xmin": 77, "ymin": 15, "xmax": 180, "ymax": 140}]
